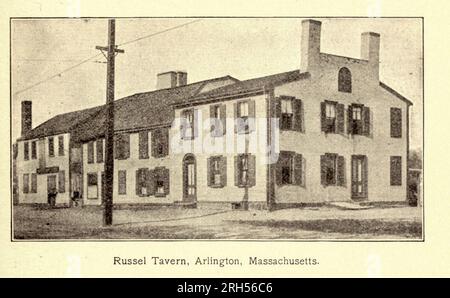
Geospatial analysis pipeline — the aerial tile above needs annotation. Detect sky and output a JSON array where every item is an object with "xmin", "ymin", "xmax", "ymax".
[{"xmin": 11, "ymin": 17, "xmax": 423, "ymax": 149}]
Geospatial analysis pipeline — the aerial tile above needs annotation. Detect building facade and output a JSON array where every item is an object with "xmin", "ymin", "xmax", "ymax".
[{"xmin": 14, "ymin": 19, "xmax": 412, "ymax": 209}]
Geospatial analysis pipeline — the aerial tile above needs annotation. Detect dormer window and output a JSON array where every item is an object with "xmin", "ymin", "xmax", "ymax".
[{"xmin": 338, "ymin": 67, "xmax": 352, "ymax": 93}]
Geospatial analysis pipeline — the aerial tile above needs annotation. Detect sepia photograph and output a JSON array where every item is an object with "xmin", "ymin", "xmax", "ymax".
[{"xmin": 11, "ymin": 17, "xmax": 423, "ymax": 241}]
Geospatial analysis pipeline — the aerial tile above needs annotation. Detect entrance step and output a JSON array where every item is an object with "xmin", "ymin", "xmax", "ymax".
[{"xmin": 328, "ymin": 201, "xmax": 373, "ymax": 210}]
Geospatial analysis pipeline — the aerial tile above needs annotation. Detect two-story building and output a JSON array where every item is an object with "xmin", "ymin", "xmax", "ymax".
[{"xmin": 14, "ymin": 19, "xmax": 412, "ymax": 209}]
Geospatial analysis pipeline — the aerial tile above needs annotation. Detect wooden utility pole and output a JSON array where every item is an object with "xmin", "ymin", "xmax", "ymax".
[{"xmin": 96, "ymin": 19, "xmax": 124, "ymax": 226}]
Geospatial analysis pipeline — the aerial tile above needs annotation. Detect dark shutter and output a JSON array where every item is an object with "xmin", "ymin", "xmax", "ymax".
[
  {"xmin": 115, "ymin": 134, "xmax": 130, "ymax": 160},
  {"xmin": 249, "ymin": 100, "xmax": 256, "ymax": 118},
  {"xmin": 58, "ymin": 171, "xmax": 65, "ymax": 193},
  {"xmin": 118, "ymin": 170, "xmax": 126, "ymax": 195},
  {"xmin": 162, "ymin": 128, "xmax": 169, "ymax": 156},
  {"xmin": 390, "ymin": 156, "xmax": 402, "ymax": 185},
  {"xmin": 233, "ymin": 102, "xmax": 238, "ymax": 133},
  {"xmin": 390, "ymin": 108, "xmax": 402, "ymax": 138},
  {"xmin": 23, "ymin": 174, "xmax": 29, "ymax": 193},
  {"xmin": 135, "ymin": 169, "xmax": 141, "ymax": 196},
  {"xmin": 337, "ymin": 104, "xmax": 345, "ymax": 134},
  {"xmin": 275, "ymin": 153, "xmax": 283, "ymax": 186},
  {"xmin": 337, "ymin": 156, "xmax": 345, "ymax": 186},
  {"xmin": 147, "ymin": 169, "xmax": 155, "ymax": 196},
  {"xmin": 220, "ymin": 104, "xmax": 227, "ymax": 136},
  {"xmin": 24, "ymin": 142, "xmax": 29, "ymax": 160},
  {"xmin": 139, "ymin": 131, "xmax": 149, "ymax": 159},
  {"xmin": 320, "ymin": 154, "xmax": 327, "ymax": 186},
  {"xmin": 123, "ymin": 134, "xmax": 130, "ymax": 159},
  {"xmin": 363, "ymin": 107, "xmax": 371, "ymax": 136},
  {"xmin": 180, "ymin": 111, "xmax": 187, "ymax": 140},
  {"xmin": 210, "ymin": 105, "xmax": 215, "ymax": 134},
  {"xmin": 193, "ymin": 109, "xmax": 199, "ymax": 138},
  {"xmin": 151, "ymin": 129, "xmax": 159, "ymax": 158},
  {"xmin": 207, "ymin": 157, "xmax": 212, "ymax": 187},
  {"xmin": 220, "ymin": 156, "xmax": 227, "ymax": 187},
  {"xmin": 162, "ymin": 168, "xmax": 170, "ymax": 195},
  {"xmin": 234, "ymin": 155, "xmax": 239, "ymax": 186},
  {"xmin": 320, "ymin": 102, "xmax": 327, "ymax": 132},
  {"xmin": 96, "ymin": 139, "xmax": 104, "ymax": 163},
  {"xmin": 347, "ymin": 105, "xmax": 353, "ymax": 134},
  {"xmin": 294, "ymin": 153, "xmax": 303, "ymax": 186},
  {"xmin": 31, "ymin": 173, "xmax": 37, "ymax": 193},
  {"xmin": 58, "ymin": 136, "xmax": 64, "ymax": 156},
  {"xmin": 87, "ymin": 141, "xmax": 94, "ymax": 163},
  {"xmin": 293, "ymin": 99, "xmax": 303, "ymax": 132},
  {"xmin": 248, "ymin": 154, "xmax": 256, "ymax": 187}
]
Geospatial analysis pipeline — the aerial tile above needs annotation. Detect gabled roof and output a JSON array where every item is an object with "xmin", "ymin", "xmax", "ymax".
[
  {"xmin": 19, "ymin": 75, "xmax": 237, "ymax": 142},
  {"xmin": 380, "ymin": 82, "xmax": 413, "ymax": 106},
  {"xmin": 182, "ymin": 70, "xmax": 310, "ymax": 106}
]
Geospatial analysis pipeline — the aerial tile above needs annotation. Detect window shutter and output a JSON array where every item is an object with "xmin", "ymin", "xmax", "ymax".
[
  {"xmin": 148, "ymin": 169, "xmax": 156, "ymax": 195},
  {"xmin": 320, "ymin": 102, "xmax": 327, "ymax": 132},
  {"xmin": 248, "ymin": 154, "xmax": 256, "ymax": 187},
  {"xmin": 275, "ymin": 155, "xmax": 283, "ymax": 186},
  {"xmin": 180, "ymin": 112, "xmax": 186, "ymax": 140},
  {"xmin": 220, "ymin": 104, "xmax": 227, "ymax": 136},
  {"xmin": 347, "ymin": 105, "xmax": 353, "ymax": 134},
  {"xmin": 58, "ymin": 171, "xmax": 65, "ymax": 193},
  {"xmin": 293, "ymin": 99, "xmax": 304, "ymax": 132},
  {"xmin": 363, "ymin": 107, "xmax": 371, "ymax": 136},
  {"xmin": 31, "ymin": 173, "xmax": 37, "ymax": 193},
  {"xmin": 88, "ymin": 141, "xmax": 94, "ymax": 163},
  {"xmin": 162, "ymin": 168, "xmax": 170, "ymax": 195},
  {"xmin": 209, "ymin": 105, "xmax": 215, "ymax": 135},
  {"xmin": 320, "ymin": 155, "xmax": 327, "ymax": 186},
  {"xmin": 96, "ymin": 139, "xmax": 104, "ymax": 163},
  {"xmin": 124, "ymin": 134, "xmax": 130, "ymax": 159},
  {"xmin": 390, "ymin": 156, "xmax": 402, "ymax": 185},
  {"xmin": 151, "ymin": 129, "xmax": 158, "ymax": 158},
  {"xmin": 162, "ymin": 128, "xmax": 169, "ymax": 156},
  {"xmin": 114, "ymin": 135, "xmax": 120, "ymax": 159},
  {"xmin": 135, "ymin": 169, "xmax": 141, "ymax": 196},
  {"xmin": 294, "ymin": 153, "xmax": 303, "ymax": 186},
  {"xmin": 193, "ymin": 109, "xmax": 199, "ymax": 138},
  {"xmin": 337, "ymin": 104, "xmax": 345, "ymax": 134},
  {"xmin": 118, "ymin": 170, "xmax": 126, "ymax": 195},
  {"xmin": 233, "ymin": 102, "xmax": 238, "ymax": 133},
  {"xmin": 139, "ymin": 131, "xmax": 149, "ymax": 159},
  {"xmin": 23, "ymin": 174, "xmax": 29, "ymax": 193},
  {"xmin": 58, "ymin": 136, "xmax": 64, "ymax": 156},
  {"xmin": 248, "ymin": 100, "xmax": 256, "ymax": 132},
  {"xmin": 390, "ymin": 108, "xmax": 402, "ymax": 138},
  {"xmin": 363, "ymin": 156, "xmax": 368, "ymax": 196},
  {"xmin": 207, "ymin": 157, "xmax": 212, "ymax": 187},
  {"xmin": 220, "ymin": 156, "xmax": 227, "ymax": 187},
  {"xmin": 337, "ymin": 156, "xmax": 345, "ymax": 186},
  {"xmin": 234, "ymin": 155, "xmax": 239, "ymax": 186}
]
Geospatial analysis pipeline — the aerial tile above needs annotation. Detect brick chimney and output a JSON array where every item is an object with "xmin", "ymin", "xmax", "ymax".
[
  {"xmin": 361, "ymin": 32, "xmax": 380, "ymax": 80},
  {"xmin": 300, "ymin": 19, "xmax": 322, "ymax": 71},
  {"xmin": 21, "ymin": 100, "xmax": 32, "ymax": 136},
  {"xmin": 156, "ymin": 71, "xmax": 188, "ymax": 90}
]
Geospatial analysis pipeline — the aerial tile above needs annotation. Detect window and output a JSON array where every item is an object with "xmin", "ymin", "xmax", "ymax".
[
  {"xmin": 87, "ymin": 173, "xmax": 98, "ymax": 199},
  {"xmin": 276, "ymin": 151, "xmax": 303, "ymax": 186},
  {"xmin": 154, "ymin": 167, "xmax": 170, "ymax": 197},
  {"xmin": 136, "ymin": 168, "xmax": 151, "ymax": 196},
  {"xmin": 321, "ymin": 101, "xmax": 345, "ymax": 134},
  {"xmin": 58, "ymin": 171, "xmax": 65, "ymax": 193},
  {"xmin": 208, "ymin": 156, "xmax": 227, "ymax": 187},
  {"xmin": 58, "ymin": 136, "xmax": 64, "ymax": 156},
  {"xmin": 181, "ymin": 109, "xmax": 196, "ymax": 140},
  {"xmin": 48, "ymin": 137, "xmax": 54, "ymax": 157},
  {"xmin": 96, "ymin": 139, "xmax": 104, "ymax": 163},
  {"xmin": 281, "ymin": 98, "xmax": 293, "ymax": 130},
  {"xmin": 210, "ymin": 104, "xmax": 226, "ymax": 137},
  {"xmin": 23, "ymin": 174, "xmax": 29, "ymax": 193},
  {"xmin": 390, "ymin": 107, "xmax": 402, "ymax": 138},
  {"xmin": 87, "ymin": 141, "xmax": 94, "ymax": 164},
  {"xmin": 338, "ymin": 67, "xmax": 352, "ymax": 93},
  {"xmin": 24, "ymin": 142, "xmax": 29, "ymax": 160},
  {"xmin": 235, "ymin": 154, "xmax": 256, "ymax": 187},
  {"xmin": 139, "ymin": 131, "xmax": 149, "ymax": 159},
  {"xmin": 118, "ymin": 170, "xmax": 126, "ymax": 195},
  {"xmin": 31, "ymin": 141, "xmax": 37, "ymax": 159},
  {"xmin": 152, "ymin": 128, "xmax": 169, "ymax": 158},
  {"xmin": 390, "ymin": 156, "xmax": 402, "ymax": 186},
  {"xmin": 235, "ymin": 100, "xmax": 255, "ymax": 134},
  {"xmin": 348, "ymin": 104, "xmax": 371, "ymax": 136},
  {"xmin": 115, "ymin": 133, "xmax": 130, "ymax": 160},
  {"xmin": 31, "ymin": 173, "xmax": 37, "ymax": 193},
  {"xmin": 321, "ymin": 153, "xmax": 345, "ymax": 186}
]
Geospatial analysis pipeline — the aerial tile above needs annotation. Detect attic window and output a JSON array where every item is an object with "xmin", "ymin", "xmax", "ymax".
[{"xmin": 338, "ymin": 67, "xmax": 352, "ymax": 93}]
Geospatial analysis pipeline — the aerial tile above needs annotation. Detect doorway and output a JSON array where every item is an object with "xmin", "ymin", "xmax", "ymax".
[
  {"xmin": 47, "ymin": 175, "xmax": 57, "ymax": 205},
  {"xmin": 351, "ymin": 155, "xmax": 368, "ymax": 200},
  {"xmin": 182, "ymin": 154, "xmax": 196, "ymax": 202}
]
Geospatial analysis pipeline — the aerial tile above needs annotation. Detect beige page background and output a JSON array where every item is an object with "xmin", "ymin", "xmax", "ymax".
[{"xmin": 0, "ymin": 0, "xmax": 448, "ymax": 277}]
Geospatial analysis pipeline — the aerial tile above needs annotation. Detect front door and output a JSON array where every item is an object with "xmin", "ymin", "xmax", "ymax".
[
  {"xmin": 183, "ymin": 155, "xmax": 196, "ymax": 201},
  {"xmin": 47, "ymin": 175, "xmax": 57, "ymax": 204},
  {"xmin": 351, "ymin": 155, "xmax": 368, "ymax": 199}
]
